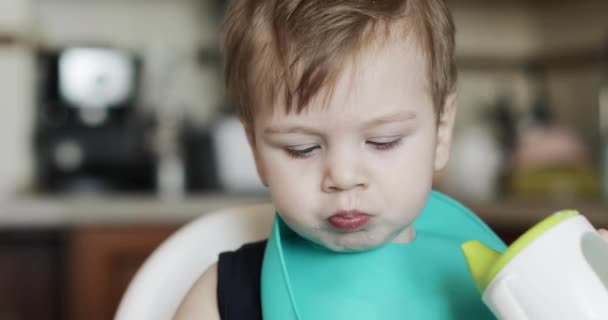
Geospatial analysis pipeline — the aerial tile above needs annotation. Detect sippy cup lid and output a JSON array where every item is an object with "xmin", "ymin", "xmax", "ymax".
[{"xmin": 478, "ymin": 209, "xmax": 579, "ymax": 290}]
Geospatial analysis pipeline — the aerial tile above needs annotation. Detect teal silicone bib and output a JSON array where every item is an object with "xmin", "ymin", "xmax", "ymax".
[{"xmin": 261, "ymin": 191, "xmax": 506, "ymax": 319}]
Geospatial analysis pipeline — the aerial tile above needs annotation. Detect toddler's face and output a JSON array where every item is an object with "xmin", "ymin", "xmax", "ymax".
[{"xmin": 248, "ymin": 37, "xmax": 456, "ymax": 252}]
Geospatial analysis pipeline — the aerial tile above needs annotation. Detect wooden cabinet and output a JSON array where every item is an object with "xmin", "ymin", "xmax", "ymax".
[
  {"xmin": 0, "ymin": 224, "xmax": 181, "ymax": 320},
  {"xmin": 0, "ymin": 229, "xmax": 67, "ymax": 320},
  {"xmin": 67, "ymin": 224, "xmax": 179, "ymax": 320}
]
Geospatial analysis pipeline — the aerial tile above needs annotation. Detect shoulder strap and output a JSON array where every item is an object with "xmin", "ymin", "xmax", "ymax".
[{"xmin": 217, "ymin": 240, "xmax": 267, "ymax": 320}]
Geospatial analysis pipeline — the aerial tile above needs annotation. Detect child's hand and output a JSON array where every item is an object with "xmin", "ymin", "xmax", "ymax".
[{"xmin": 599, "ymin": 229, "xmax": 608, "ymax": 241}]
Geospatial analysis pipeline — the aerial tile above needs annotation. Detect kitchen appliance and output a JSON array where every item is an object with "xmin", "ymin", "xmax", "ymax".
[
  {"xmin": 176, "ymin": 113, "xmax": 270, "ymax": 195},
  {"xmin": 209, "ymin": 115, "xmax": 265, "ymax": 193},
  {"xmin": 462, "ymin": 211, "xmax": 608, "ymax": 320},
  {"xmin": 34, "ymin": 47, "xmax": 156, "ymax": 193}
]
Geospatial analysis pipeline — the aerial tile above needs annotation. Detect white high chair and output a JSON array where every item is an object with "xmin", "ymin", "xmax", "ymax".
[{"xmin": 114, "ymin": 202, "xmax": 275, "ymax": 320}]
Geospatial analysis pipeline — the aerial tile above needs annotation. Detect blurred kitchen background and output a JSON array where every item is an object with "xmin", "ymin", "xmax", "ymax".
[{"xmin": 1, "ymin": 0, "xmax": 607, "ymax": 319}]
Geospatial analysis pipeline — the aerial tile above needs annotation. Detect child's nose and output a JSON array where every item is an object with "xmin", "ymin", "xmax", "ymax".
[{"xmin": 321, "ymin": 152, "xmax": 368, "ymax": 193}]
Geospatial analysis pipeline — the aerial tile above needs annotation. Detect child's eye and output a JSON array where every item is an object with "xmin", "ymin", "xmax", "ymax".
[
  {"xmin": 284, "ymin": 145, "xmax": 320, "ymax": 159},
  {"xmin": 367, "ymin": 138, "xmax": 403, "ymax": 151}
]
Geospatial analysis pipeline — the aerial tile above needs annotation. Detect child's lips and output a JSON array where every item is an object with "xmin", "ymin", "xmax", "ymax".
[{"xmin": 327, "ymin": 210, "xmax": 371, "ymax": 231}]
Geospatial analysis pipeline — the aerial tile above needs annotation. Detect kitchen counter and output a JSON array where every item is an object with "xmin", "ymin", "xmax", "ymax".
[
  {"xmin": 469, "ymin": 199, "xmax": 608, "ymax": 229},
  {"xmin": 0, "ymin": 193, "xmax": 270, "ymax": 227},
  {"xmin": 1, "ymin": 193, "xmax": 607, "ymax": 229}
]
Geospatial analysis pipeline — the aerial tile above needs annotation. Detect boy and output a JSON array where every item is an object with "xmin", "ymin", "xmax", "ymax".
[{"xmin": 176, "ymin": 0, "xmax": 497, "ymax": 319}]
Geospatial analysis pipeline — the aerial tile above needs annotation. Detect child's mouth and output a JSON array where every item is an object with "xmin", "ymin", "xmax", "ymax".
[{"xmin": 327, "ymin": 210, "xmax": 371, "ymax": 231}]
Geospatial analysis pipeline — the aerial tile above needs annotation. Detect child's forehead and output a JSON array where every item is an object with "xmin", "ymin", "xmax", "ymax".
[{"xmin": 256, "ymin": 36, "xmax": 431, "ymax": 120}]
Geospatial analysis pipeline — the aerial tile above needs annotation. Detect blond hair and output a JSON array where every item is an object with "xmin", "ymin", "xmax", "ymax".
[{"xmin": 221, "ymin": 0, "xmax": 456, "ymax": 129}]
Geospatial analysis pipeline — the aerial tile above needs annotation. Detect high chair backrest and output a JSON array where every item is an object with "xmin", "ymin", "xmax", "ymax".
[{"xmin": 114, "ymin": 202, "xmax": 275, "ymax": 320}]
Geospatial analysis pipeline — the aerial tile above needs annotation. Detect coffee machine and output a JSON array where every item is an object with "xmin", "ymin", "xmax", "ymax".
[{"xmin": 34, "ymin": 47, "xmax": 156, "ymax": 193}]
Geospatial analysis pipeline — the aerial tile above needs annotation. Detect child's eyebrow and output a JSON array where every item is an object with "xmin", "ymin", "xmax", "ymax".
[
  {"xmin": 263, "ymin": 111, "xmax": 416, "ymax": 135},
  {"xmin": 365, "ymin": 111, "xmax": 417, "ymax": 127},
  {"xmin": 263, "ymin": 125, "xmax": 323, "ymax": 136}
]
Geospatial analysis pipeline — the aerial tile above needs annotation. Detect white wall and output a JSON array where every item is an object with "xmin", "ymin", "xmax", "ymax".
[
  {"xmin": 0, "ymin": 0, "xmax": 34, "ymax": 35},
  {"xmin": 0, "ymin": 47, "xmax": 35, "ymax": 197},
  {"xmin": 0, "ymin": 0, "xmax": 35, "ymax": 197}
]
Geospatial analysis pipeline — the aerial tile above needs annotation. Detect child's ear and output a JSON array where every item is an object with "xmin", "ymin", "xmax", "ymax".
[
  {"xmin": 434, "ymin": 93, "xmax": 457, "ymax": 171},
  {"xmin": 242, "ymin": 122, "xmax": 269, "ymax": 187}
]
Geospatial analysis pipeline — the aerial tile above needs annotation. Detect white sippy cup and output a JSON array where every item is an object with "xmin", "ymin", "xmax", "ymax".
[{"xmin": 461, "ymin": 210, "xmax": 608, "ymax": 320}]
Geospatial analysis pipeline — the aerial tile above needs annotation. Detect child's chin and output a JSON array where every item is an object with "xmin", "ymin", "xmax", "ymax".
[{"xmin": 321, "ymin": 234, "xmax": 386, "ymax": 253}]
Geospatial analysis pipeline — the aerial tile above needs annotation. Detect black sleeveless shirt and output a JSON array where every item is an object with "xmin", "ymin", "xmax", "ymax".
[{"xmin": 217, "ymin": 240, "xmax": 267, "ymax": 320}]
